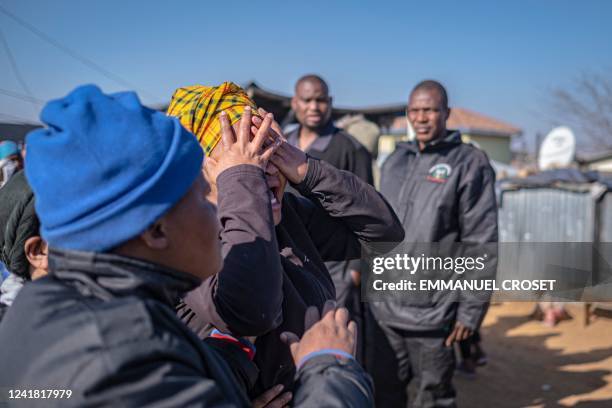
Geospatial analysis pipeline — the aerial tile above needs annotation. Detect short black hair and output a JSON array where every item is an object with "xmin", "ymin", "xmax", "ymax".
[
  {"xmin": 295, "ymin": 74, "xmax": 329, "ymax": 94},
  {"xmin": 410, "ymin": 80, "xmax": 448, "ymax": 108}
]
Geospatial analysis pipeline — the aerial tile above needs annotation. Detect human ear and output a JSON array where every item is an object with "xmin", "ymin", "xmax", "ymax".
[
  {"xmin": 24, "ymin": 236, "xmax": 48, "ymax": 271},
  {"xmin": 139, "ymin": 219, "xmax": 170, "ymax": 250}
]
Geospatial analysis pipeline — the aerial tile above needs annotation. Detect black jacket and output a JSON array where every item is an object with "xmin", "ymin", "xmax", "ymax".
[
  {"xmin": 0, "ymin": 250, "xmax": 375, "ymax": 407},
  {"xmin": 286, "ymin": 124, "xmax": 373, "ymax": 184},
  {"xmin": 178, "ymin": 158, "xmax": 404, "ymax": 393},
  {"xmin": 372, "ymin": 132, "xmax": 498, "ymax": 331},
  {"xmin": 287, "ymin": 124, "xmax": 373, "ymax": 305}
]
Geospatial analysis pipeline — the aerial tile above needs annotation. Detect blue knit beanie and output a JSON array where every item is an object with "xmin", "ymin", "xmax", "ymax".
[{"xmin": 25, "ymin": 85, "xmax": 204, "ymax": 251}]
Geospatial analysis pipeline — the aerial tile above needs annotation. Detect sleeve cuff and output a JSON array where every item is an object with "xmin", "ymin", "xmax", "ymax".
[
  {"xmin": 217, "ymin": 164, "xmax": 265, "ymax": 185},
  {"xmin": 292, "ymin": 156, "xmax": 321, "ymax": 194},
  {"xmin": 296, "ymin": 348, "xmax": 354, "ymax": 370}
]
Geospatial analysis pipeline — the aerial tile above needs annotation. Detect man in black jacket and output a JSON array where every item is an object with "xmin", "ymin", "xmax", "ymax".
[
  {"xmin": 369, "ymin": 80, "xmax": 498, "ymax": 407},
  {"xmin": 0, "ymin": 85, "xmax": 374, "ymax": 407},
  {"xmin": 285, "ymin": 75, "xmax": 373, "ymax": 363}
]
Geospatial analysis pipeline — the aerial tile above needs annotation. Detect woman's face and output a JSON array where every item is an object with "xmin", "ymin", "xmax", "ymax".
[{"xmin": 205, "ymin": 121, "xmax": 287, "ymax": 225}]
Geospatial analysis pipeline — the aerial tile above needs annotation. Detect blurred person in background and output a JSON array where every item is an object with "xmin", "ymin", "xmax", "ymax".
[
  {"xmin": 286, "ymin": 75, "xmax": 374, "ymax": 362},
  {"xmin": 0, "ymin": 140, "xmax": 24, "ymax": 188}
]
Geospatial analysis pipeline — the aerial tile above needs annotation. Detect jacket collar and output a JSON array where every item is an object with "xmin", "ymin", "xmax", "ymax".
[
  {"xmin": 48, "ymin": 248, "xmax": 201, "ymax": 306},
  {"xmin": 400, "ymin": 130, "xmax": 462, "ymax": 154},
  {"xmin": 286, "ymin": 121, "xmax": 339, "ymax": 153}
]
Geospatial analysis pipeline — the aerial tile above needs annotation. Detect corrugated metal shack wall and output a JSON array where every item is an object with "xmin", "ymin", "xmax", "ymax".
[
  {"xmin": 599, "ymin": 193, "xmax": 612, "ymax": 283},
  {"xmin": 499, "ymin": 188, "xmax": 595, "ymax": 242},
  {"xmin": 497, "ymin": 188, "xmax": 597, "ymax": 286},
  {"xmin": 600, "ymin": 192, "xmax": 612, "ymax": 243}
]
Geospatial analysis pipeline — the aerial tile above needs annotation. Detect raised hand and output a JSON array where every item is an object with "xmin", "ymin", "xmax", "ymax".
[
  {"xmin": 251, "ymin": 107, "xmax": 309, "ymax": 185},
  {"xmin": 280, "ymin": 300, "xmax": 357, "ymax": 368},
  {"xmin": 445, "ymin": 321, "xmax": 473, "ymax": 347},
  {"xmin": 204, "ymin": 107, "xmax": 279, "ymax": 184}
]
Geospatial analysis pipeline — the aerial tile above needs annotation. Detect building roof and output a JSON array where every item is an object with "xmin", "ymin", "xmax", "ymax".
[
  {"xmin": 576, "ymin": 149, "xmax": 612, "ymax": 164},
  {"xmin": 447, "ymin": 107, "xmax": 521, "ymax": 136},
  {"xmin": 0, "ymin": 122, "xmax": 41, "ymax": 143},
  {"xmin": 390, "ymin": 107, "xmax": 521, "ymax": 137}
]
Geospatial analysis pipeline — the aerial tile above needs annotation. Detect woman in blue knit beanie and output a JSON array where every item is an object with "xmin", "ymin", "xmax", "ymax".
[{"xmin": 0, "ymin": 84, "xmax": 371, "ymax": 407}]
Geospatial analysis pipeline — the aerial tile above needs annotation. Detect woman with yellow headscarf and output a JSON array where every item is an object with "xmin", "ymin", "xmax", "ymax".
[{"xmin": 169, "ymin": 82, "xmax": 405, "ymax": 395}]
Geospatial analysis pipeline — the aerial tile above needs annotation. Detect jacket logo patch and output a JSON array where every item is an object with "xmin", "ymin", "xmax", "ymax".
[{"xmin": 427, "ymin": 163, "xmax": 452, "ymax": 183}]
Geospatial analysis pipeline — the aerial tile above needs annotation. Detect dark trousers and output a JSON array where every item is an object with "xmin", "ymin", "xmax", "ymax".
[{"xmin": 365, "ymin": 314, "xmax": 456, "ymax": 408}]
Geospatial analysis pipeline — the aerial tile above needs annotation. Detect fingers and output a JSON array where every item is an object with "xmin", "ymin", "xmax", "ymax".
[
  {"xmin": 219, "ymin": 111, "xmax": 235, "ymax": 150},
  {"xmin": 445, "ymin": 327, "xmax": 458, "ymax": 347},
  {"xmin": 270, "ymin": 118, "xmax": 285, "ymax": 141},
  {"xmin": 252, "ymin": 114, "xmax": 283, "ymax": 143},
  {"xmin": 348, "ymin": 320, "xmax": 358, "ymax": 356},
  {"xmin": 260, "ymin": 142, "xmax": 278, "ymax": 163},
  {"xmin": 268, "ymin": 391, "xmax": 292, "ymax": 408},
  {"xmin": 304, "ymin": 306, "xmax": 320, "ymax": 331},
  {"xmin": 321, "ymin": 300, "xmax": 337, "ymax": 320},
  {"xmin": 335, "ymin": 307, "xmax": 349, "ymax": 327},
  {"xmin": 460, "ymin": 328, "xmax": 472, "ymax": 341},
  {"xmin": 280, "ymin": 331, "xmax": 300, "ymax": 358},
  {"xmin": 252, "ymin": 384, "xmax": 285, "ymax": 408},
  {"xmin": 251, "ymin": 113, "xmax": 274, "ymax": 152},
  {"xmin": 238, "ymin": 106, "xmax": 252, "ymax": 145}
]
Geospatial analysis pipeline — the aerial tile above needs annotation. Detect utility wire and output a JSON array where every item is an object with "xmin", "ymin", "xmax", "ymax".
[
  {"xmin": 0, "ymin": 87, "xmax": 44, "ymax": 105},
  {"xmin": 0, "ymin": 4, "xmax": 161, "ymax": 102},
  {"xmin": 0, "ymin": 25, "xmax": 39, "ymax": 116}
]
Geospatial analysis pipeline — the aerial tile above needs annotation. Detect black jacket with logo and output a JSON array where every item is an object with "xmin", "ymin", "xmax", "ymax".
[{"xmin": 372, "ymin": 132, "xmax": 498, "ymax": 331}]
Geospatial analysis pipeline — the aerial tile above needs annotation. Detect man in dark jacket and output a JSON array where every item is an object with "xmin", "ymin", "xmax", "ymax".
[
  {"xmin": 0, "ymin": 85, "xmax": 375, "ymax": 407},
  {"xmin": 285, "ymin": 75, "xmax": 373, "ymax": 361},
  {"xmin": 369, "ymin": 80, "xmax": 498, "ymax": 407}
]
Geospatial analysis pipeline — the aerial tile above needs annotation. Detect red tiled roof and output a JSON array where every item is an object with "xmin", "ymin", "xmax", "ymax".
[
  {"xmin": 447, "ymin": 107, "xmax": 520, "ymax": 135},
  {"xmin": 391, "ymin": 107, "xmax": 521, "ymax": 136}
]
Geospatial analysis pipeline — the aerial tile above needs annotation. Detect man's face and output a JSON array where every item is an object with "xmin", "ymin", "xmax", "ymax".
[
  {"xmin": 163, "ymin": 176, "xmax": 222, "ymax": 280},
  {"xmin": 292, "ymin": 80, "xmax": 332, "ymax": 130},
  {"xmin": 407, "ymin": 89, "xmax": 449, "ymax": 146}
]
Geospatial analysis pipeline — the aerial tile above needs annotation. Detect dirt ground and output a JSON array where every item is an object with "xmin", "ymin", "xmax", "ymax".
[{"xmin": 455, "ymin": 302, "xmax": 612, "ymax": 407}]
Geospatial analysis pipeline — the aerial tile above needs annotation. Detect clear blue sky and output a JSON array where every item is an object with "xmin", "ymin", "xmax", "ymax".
[{"xmin": 1, "ymin": 0, "xmax": 611, "ymax": 151}]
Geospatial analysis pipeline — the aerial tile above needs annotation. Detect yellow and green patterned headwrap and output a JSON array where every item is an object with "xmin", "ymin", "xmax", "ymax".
[{"xmin": 167, "ymin": 82, "xmax": 260, "ymax": 156}]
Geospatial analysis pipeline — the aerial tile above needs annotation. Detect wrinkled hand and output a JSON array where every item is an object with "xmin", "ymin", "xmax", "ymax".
[
  {"xmin": 280, "ymin": 300, "xmax": 357, "ymax": 367},
  {"xmin": 204, "ymin": 107, "xmax": 279, "ymax": 183},
  {"xmin": 445, "ymin": 321, "xmax": 473, "ymax": 347},
  {"xmin": 252, "ymin": 384, "xmax": 292, "ymax": 408},
  {"xmin": 251, "ymin": 107, "xmax": 309, "ymax": 184}
]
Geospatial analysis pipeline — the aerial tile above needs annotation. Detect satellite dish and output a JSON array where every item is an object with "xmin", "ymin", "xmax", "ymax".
[{"xmin": 538, "ymin": 126, "xmax": 576, "ymax": 170}]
